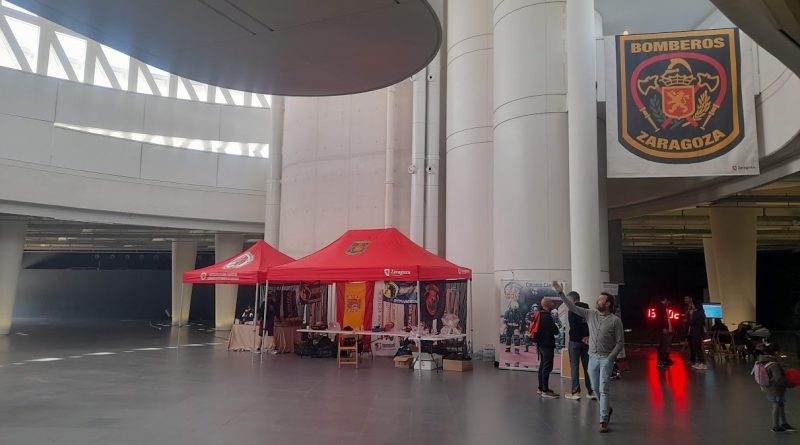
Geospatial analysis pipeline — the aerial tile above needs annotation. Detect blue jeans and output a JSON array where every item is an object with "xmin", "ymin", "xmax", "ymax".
[
  {"xmin": 588, "ymin": 354, "xmax": 613, "ymax": 423},
  {"xmin": 568, "ymin": 341, "xmax": 592, "ymax": 394}
]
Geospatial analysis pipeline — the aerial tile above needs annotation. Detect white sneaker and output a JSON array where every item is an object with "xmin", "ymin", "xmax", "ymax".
[
  {"xmin": 565, "ymin": 392, "xmax": 581, "ymax": 400},
  {"xmin": 587, "ymin": 392, "xmax": 598, "ymax": 400},
  {"xmin": 695, "ymin": 363, "xmax": 708, "ymax": 370}
]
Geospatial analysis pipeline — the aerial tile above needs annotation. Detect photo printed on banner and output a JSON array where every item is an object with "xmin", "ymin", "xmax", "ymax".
[{"xmin": 498, "ymin": 281, "xmax": 564, "ymax": 372}]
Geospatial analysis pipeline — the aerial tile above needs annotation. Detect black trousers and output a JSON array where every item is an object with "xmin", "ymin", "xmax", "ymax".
[
  {"xmin": 657, "ymin": 332, "xmax": 672, "ymax": 363},
  {"xmin": 689, "ymin": 334, "xmax": 705, "ymax": 364},
  {"xmin": 538, "ymin": 346, "xmax": 555, "ymax": 392}
]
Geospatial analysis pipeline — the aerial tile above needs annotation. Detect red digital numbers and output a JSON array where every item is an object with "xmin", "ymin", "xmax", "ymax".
[{"xmin": 646, "ymin": 307, "xmax": 681, "ymax": 320}]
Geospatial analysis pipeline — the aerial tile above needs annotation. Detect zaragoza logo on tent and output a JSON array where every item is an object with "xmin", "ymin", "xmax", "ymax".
[
  {"xmin": 345, "ymin": 241, "xmax": 371, "ymax": 256},
  {"xmin": 223, "ymin": 252, "xmax": 255, "ymax": 270}
]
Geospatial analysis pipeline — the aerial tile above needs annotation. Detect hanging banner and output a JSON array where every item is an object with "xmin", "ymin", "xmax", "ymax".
[
  {"xmin": 381, "ymin": 281, "xmax": 418, "ymax": 304},
  {"xmin": 336, "ymin": 282, "xmax": 374, "ymax": 331},
  {"xmin": 420, "ymin": 281, "xmax": 446, "ymax": 333},
  {"xmin": 497, "ymin": 281, "xmax": 564, "ymax": 372},
  {"xmin": 298, "ymin": 282, "xmax": 324, "ymax": 305},
  {"xmin": 606, "ymin": 28, "xmax": 758, "ymax": 177}
]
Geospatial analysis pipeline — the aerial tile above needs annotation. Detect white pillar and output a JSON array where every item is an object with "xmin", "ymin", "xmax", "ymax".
[
  {"xmin": 0, "ymin": 221, "xmax": 26, "ymax": 335},
  {"xmin": 410, "ymin": 67, "xmax": 428, "ymax": 246},
  {"xmin": 702, "ymin": 237, "xmax": 721, "ymax": 303},
  {"xmin": 708, "ymin": 207, "xmax": 758, "ymax": 325},
  {"xmin": 567, "ymin": 0, "xmax": 601, "ymax": 301},
  {"xmin": 446, "ymin": 0, "xmax": 495, "ymax": 349},
  {"xmin": 171, "ymin": 240, "xmax": 197, "ymax": 326},
  {"xmin": 265, "ymin": 96, "xmax": 285, "ymax": 246},
  {"xmin": 493, "ymin": 1, "xmax": 571, "ymax": 285},
  {"xmin": 385, "ymin": 85, "xmax": 399, "ymax": 228},
  {"xmin": 424, "ymin": 0, "xmax": 444, "ymax": 255},
  {"xmin": 215, "ymin": 233, "xmax": 243, "ymax": 331}
]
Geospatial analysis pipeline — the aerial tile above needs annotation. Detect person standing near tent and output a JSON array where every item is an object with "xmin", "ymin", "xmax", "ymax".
[
  {"xmin": 553, "ymin": 282, "xmax": 624, "ymax": 433},
  {"xmin": 564, "ymin": 291, "xmax": 595, "ymax": 400},
  {"xmin": 534, "ymin": 297, "xmax": 560, "ymax": 399}
]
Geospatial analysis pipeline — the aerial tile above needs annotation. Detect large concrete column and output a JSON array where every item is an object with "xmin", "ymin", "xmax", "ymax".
[
  {"xmin": 708, "ymin": 207, "xmax": 758, "ymax": 324},
  {"xmin": 493, "ymin": 1, "xmax": 571, "ymax": 286},
  {"xmin": 446, "ymin": 0, "xmax": 495, "ymax": 349},
  {"xmin": 171, "ymin": 240, "xmax": 197, "ymax": 326},
  {"xmin": 567, "ymin": 0, "xmax": 601, "ymax": 300},
  {"xmin": 265, "ymin": 96, "xmax": 285, "ymax": 247},
  {"xmin": 215, "ymin": 233, "xmax": 243, "ymax": 331},
  {"xmin": 702, "ymin": 237, "xmax": 721, "ymax": 303},
  {"xmin": 0, "ymin": 221, "xmax": 26, "ymax": 335}
]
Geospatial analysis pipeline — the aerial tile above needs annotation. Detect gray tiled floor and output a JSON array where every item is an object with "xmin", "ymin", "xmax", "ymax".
[{"xmin": 0, "ymin": 321, "xmax": 797, "ymax": 444}]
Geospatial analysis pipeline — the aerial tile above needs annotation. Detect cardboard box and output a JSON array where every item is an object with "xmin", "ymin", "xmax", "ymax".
[
  {"xmin": 412, "ymin": 353, "xmax": 443, "ymax": 371},
  {"xmin": 443, "ymin": 359, "xmax": 473, "ymax": 372},
  {"xmin": 394, "ymin": 355, "xmax": 413, "ymax": 368}
]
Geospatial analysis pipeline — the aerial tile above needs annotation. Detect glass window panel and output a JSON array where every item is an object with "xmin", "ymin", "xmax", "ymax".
[
  {"xmin": 229, "ymin": 89, "xmax": 244, "ymax": 106},
  {"xmin": 146, "ymin": 64, "xmax": 169, "ymax": 96},
  {"xmin": 93, "ymin": 61, "xmax": 113, "ymax": 88},
  {"xmin": 136, "ymin": 67, "xmax": 153, "ymax": 95},
  {"xmin": 55, "ymin": 32, "xmax": 86, "ymax": 81},
  {"xmin": 5, "ymin": 16, "xmax": 38, "ymax": 70},
  {"xmin": 0, "ymin": 27, "xmax": 20, "ymax": 69},
  {"xmin": 46, "ymin": 46, "xmax": 68, "ymax": 79},
  {"xmin": 100, "ymin": 44, "xmax": 129, "ymax": 88},
  {"xmin": 2, "ymin": 1, "xmax": 36, "ymax": 16},
  {"xmin": 190, "ymin": 81, "xmax": 208, "ymax": 101},
  {"xmin": 176, "ymin": 78, "xmax": 192, "ymax": 100},
  {"xmin": 214, "ymin": 87, "xmax": 228, "ymax": 104}
]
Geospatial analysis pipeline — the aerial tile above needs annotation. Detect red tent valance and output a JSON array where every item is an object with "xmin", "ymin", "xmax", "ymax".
[
  {"xmin": 267, "ymin": 228, "xmax": 471, "ymax": 283},
  {"xmin": 182, "ymin": 240, "xmax": 293, "ymax": 284}
]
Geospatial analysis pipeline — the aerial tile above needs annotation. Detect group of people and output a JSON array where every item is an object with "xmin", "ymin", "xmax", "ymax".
[
  {"xmin": 655, "ymin": 295, "xmax": 708, "ymax": 370},
  {"xmin": 531, "ymin": 282, "xmax": 625, "ymax": 433}
]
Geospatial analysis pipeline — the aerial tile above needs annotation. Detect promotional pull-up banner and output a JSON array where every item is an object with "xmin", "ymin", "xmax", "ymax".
[{"xmin": 606, "ymin": 28, "xmax": 758, "ymax": 177}]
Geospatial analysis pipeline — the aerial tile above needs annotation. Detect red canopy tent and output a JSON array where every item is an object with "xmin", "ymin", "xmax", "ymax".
[
  {"xmin": 183, "ymin": 240, "xmax": 294, "ymax": 285},
  {"xmin": 180, "ymin": 241, "xmax": 295, "ymax": 355},
  {"xmin": 268, "ymin": 229, "xmax": 472, "ymax": 347},
  {"xmin": 267, "ymin": 228, "xmax": 471, "ymax": 283}
]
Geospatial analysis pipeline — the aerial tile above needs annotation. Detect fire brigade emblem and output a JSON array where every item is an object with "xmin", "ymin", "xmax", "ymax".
[{"xmin": 617, "ymin": 29, "xmax": 744, "ymax": 163}]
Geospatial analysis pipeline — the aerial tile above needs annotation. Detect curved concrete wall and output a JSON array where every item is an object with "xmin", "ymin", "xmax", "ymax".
[
  {"xmin": 279, "ymin": 82, "xmax": 413, "ymax": 259},
  {"xmin": 0, "ymin": 67, "xmax": 270, "ymax": 232}
]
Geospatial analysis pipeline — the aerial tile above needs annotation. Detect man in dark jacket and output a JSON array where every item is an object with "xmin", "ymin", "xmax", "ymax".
[
  {"xmin": 655, "ymin": 296, "xmax": 673, "ymax": 368},
  {"xmin": 687, "ymin": 298, "xmax": 708, "ymax": 370},
  {"xmin": 536, "ymin": 297, "xmax": 560, "ymax": 398},
  {"xmin": 565, "ymin": 291, "xmax": 595, "ymax": 400}
]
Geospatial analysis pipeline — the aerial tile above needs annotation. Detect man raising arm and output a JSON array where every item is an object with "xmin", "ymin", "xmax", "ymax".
[{"xmin": 552, "ymin": 281, "xmax": 624, "ymax": 433}]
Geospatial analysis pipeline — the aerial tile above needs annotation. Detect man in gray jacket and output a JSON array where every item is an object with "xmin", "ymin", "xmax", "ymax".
[{"xmin": 553, "ymin": 281, "xmax": 624, "ymax": 433}]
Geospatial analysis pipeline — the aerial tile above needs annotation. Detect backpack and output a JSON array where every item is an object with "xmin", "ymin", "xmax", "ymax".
[
  {"xmin": 527, "ymin": 311, "xmax": 542, "ymax": 341},
  {"xmin": 752, "ymin": 361, "xmax": 777, "ymax": 387}
]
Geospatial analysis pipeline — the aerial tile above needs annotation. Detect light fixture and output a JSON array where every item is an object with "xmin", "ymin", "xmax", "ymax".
[{"xmin": 622, "ymin": 30, "xmax": 629, "ymax": 35}]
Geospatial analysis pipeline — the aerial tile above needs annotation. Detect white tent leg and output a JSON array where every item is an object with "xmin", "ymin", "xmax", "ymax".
[
  {"xmin": 261, "ymin": 281, "xmax": 269, "ymax": 362},
  {"xmin": 468, "ymin": 279, "xmax": 473, "ymax": 355},
  {"xmin": 252, "ymin": 283, "xmax": 260, "ymax": 356}
]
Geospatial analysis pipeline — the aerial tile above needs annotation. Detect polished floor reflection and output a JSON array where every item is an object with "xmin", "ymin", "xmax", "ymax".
[{"xmin": 0, "ymin": 321, "xmax": 797, "ymax": 445}]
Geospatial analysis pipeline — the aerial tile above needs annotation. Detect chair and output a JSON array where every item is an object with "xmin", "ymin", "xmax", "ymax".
[{"xmin": 337, "ymin": 333, "xmax": 359, "ymax": 368}]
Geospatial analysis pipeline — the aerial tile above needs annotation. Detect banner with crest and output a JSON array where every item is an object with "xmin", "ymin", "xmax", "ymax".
[{"xmin": 606, "ymin": 28, "xmax": 758, "ymax": 177}]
